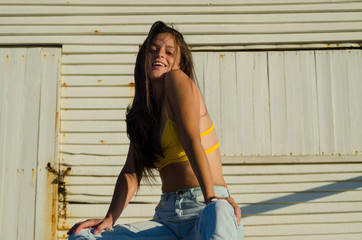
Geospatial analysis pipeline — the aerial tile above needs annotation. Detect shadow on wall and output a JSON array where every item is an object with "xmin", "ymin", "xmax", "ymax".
[{"xmin": 240, "ymin": 176, "xmax": 362, "ymax": 216}]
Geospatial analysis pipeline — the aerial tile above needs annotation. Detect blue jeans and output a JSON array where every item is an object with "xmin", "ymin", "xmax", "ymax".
[{"xmin": 68, "ymin": 186, "xmax": 244, "ymax": 240}]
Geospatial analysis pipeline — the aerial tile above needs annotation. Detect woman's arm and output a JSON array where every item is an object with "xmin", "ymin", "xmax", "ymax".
[
  {"xmin": 164, "ymin": 69, "xmax": 216, "ymax": 202},
  {"xmin": 67, "ymin": 143, "xmax": 139, "ymax": 235}
]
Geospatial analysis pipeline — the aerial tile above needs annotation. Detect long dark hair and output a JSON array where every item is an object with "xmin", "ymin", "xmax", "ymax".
[{"xmin": 126, "ymin": 21, "xmax": 196, "ymax": 186}]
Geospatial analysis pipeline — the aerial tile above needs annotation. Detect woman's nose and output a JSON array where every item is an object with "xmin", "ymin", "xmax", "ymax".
[{"xmin": 156, "ymin": 49, "xmax": 165, "ymax": 58}]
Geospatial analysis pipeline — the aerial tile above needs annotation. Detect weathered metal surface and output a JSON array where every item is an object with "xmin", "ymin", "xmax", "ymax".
[
  {"xmin": 194, "ymin": 50, "xmax": 362, "ymax": 156},
  {"xmin": 0, "ymin": 48, "xmax": 61, "ymax": 240}
]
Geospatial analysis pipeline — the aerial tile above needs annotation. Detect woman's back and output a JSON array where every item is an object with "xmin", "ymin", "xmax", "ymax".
[{"xmin": 156, "ymin": 71, "xmax": 226, "ymax": 193}]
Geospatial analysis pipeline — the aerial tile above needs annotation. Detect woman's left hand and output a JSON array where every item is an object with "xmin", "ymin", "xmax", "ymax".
[{"xmin": 206, "ymin": 196, "xmax": 241, "ymax": 226}]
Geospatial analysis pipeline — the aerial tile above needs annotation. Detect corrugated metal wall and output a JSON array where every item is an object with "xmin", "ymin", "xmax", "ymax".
[
  {"xmin": 193, "ymin": 50, "xmax": 362, "ymax": 157},
  {"xmin": 0, "ymin": 0, "xmax": 361, "ymax": 239}
]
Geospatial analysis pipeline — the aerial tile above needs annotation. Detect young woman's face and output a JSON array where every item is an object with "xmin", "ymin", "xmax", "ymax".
[{"xmin": 147, "ymin": 33, "xmax": 181, "ymax": 81}]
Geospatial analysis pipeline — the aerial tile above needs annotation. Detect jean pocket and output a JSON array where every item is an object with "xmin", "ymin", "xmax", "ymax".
[{"xmin": 194, "ymin": 194, "xmax": 206, "ymax": 206}]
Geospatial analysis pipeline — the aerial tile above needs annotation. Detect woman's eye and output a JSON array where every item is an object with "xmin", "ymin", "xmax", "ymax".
[{"xmin": 167, "ymin": 52, "xmax": 174, "ymax": 56}]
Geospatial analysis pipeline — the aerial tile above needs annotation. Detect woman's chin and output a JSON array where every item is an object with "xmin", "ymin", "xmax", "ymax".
[{"xmin": 149, "ymin": 72, "xmax": 167, "ymax": 81}]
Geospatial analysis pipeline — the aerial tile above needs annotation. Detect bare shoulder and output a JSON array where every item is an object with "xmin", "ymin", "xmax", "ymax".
[{"xmin": 164, "ymin": 69, "xmax": 197, "ymax": 96}]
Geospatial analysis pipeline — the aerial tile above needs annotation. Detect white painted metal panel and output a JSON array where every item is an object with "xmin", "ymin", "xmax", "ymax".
[
  {"xmin": 0, "ymin": 48, "xmax": 60, "ymax": 240},
  {"xmin": 59, "ymin": 163, "xmax": 362, "ymax": 239},
  {"xmin": 193, "ymin": 50, "xmax": 361, "ymax": 157}
]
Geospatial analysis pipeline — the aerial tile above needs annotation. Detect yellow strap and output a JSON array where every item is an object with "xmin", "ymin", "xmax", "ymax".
[
  {"xmin": 165, "ymin": 105, "xmax": 170, "ymax": 120},
  {"xmin": 205, "ymin": 141, "xmax": 219, "ymax": 154},
  {"xmin": 200, "ymin": 123, "xmax": 214, "ymax": 137}
]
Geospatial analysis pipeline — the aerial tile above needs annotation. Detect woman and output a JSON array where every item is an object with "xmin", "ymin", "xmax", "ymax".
[{"xmin": 68, "ymin": 21, "xmax": 243, "ymax": 240}]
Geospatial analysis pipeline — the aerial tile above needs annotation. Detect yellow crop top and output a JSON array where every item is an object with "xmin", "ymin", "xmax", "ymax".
[{"xmin": 154, "ymin": 107, "xmax": 219, "ymax": 170}]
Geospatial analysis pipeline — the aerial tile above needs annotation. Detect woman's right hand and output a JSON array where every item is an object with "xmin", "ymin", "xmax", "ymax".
[{"xmin": 67, "ymin": 217, "xmax": 113, "ymax": 236}]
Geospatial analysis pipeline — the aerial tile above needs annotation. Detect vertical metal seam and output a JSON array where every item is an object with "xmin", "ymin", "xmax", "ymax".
[{"xmin": 33, "ymin": 47, "xmax": 43, "ymax": 240}]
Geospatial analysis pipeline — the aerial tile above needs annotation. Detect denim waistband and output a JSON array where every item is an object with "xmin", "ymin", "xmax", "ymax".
[{"xmin": 161, "ymin": 186, "xmax": 230, "ymax": 201}]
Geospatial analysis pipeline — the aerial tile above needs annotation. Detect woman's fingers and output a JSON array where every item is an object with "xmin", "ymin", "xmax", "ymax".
[
  {"xmin": 214, "ymin": 197, "xmax": 241, "ymax": 226},
  {"xmin": 94, "ymin": 219, "xmax": 112, "ymax": 235},
  {"xmin": 227, "ymin": 197, "xmax": 241, "ymax": 226},
  {"xmin": 67, "ymin": 219, "xmax": 103, "ymax": 235}
]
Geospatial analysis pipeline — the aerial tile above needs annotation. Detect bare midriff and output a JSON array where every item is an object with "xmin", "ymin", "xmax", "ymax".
[{"xmin": 159, "ymin": 148, "xmax": 227, "ymax": 193}]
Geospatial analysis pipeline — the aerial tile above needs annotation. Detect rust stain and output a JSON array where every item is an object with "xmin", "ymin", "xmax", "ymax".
[
  {"xmin": 17, "ymin": 169, "xmax": 19, "ymax": 175},
  {"xmin": 21, "ymin": 55, "xmax": 25, "ymax": 59},
  {"xmin": 94, "ymin": 30, "xmax": 103, "ymax": 34},
  {"xmin": 6, "ymin": 54, "xmax": 9, "ymax": 62},
  {"xmin": 100, "ymin": 140, "xmax": 105, "ymax": 144},
  {"xmin": 56, "ymin": 111, "xmax": 59, "ymax": 121},
  {"xmin": 321, "ymin": 152, "xmax": 325, "ymax": 155},
  {"xmin": 356, "ymin": 150, "xmax": 359, "ymax": 155},
  {"xmin": 43, "ymin": 54, "xmax": 47, "ymax": 59},
  {"xmin": 129, "ymin": 82, "xmax": 135, "ymax": 87},
  {"xmin": 220, "ymin": 54, "xmax": 225, "ymax": 60},
  {"xmin": 349, "ymin": 50, "xmax": 351, "ymax": 54},
  {"xmin": 290, "ymin": 152, "xmax": 293, "ymax": 156},
  {"xmin": 98, "ymin": 79, "xmax": 103, "ymax": 83},
  {"xmin": 32, "ymin": 168, "xmax": 35, "ymax": 183},
  {"xmin": 51, "ymin": 174, "xmax": 58, "ymax": 240},
  {"xmin": 63, "ymin": 82, "xmax": 67, "ymax": 87}
]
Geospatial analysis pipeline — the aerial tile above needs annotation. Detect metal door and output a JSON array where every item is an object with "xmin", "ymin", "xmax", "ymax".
[{"xmin": 0, "ymin": 48, "xmax": 61, "ymax": 239}]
